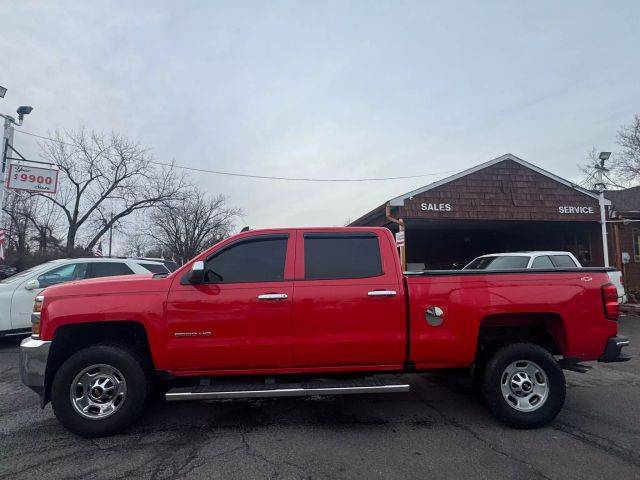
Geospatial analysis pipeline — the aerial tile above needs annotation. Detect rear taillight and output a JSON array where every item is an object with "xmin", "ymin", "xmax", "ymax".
[{"xmin": 602, "ymin": 283, "xmax": 620, "ymax": 320}]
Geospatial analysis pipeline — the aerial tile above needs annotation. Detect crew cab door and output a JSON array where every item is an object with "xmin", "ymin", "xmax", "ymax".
[
  {"xmin": 292, "ymin": 230, "xmax": 405, "ymax": 369},
  {"xmin": 166, "ymin": 233, "xmax": 295, "ymax": 372}
]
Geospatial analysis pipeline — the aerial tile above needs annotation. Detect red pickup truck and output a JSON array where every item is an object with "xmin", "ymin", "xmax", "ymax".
[{"xmin": 20, "ymin": 227, "xmax": 630, "ymax": 437}]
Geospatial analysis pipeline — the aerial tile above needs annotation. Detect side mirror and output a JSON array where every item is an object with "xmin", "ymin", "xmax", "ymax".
[
  {"xmin": 24, "ymin": 279, "xmax": 40, "ymax": 291},
  {"xmin": 186, "ymin": 261, "xmax": 205, "ymax": 284}
]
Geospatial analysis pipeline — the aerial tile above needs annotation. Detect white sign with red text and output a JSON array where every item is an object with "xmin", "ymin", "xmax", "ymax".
[{"xmin": 7, "ymin": 163, "xmax": 59, "ymax": 194}]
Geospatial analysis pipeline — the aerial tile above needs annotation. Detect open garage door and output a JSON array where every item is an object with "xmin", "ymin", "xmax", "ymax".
[{"xmin": 403, "ymin": 219, "xmax": 603, "ymax": 270}]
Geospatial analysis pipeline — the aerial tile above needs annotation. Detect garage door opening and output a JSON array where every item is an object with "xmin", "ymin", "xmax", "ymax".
[{"xmin": 402, "ymin": 219, "xmax": 603, "ymax": 270}]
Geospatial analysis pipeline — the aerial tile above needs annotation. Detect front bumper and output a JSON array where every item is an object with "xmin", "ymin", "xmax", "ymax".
[
  {"xmin": 599, "ymin": 335, "xmax": 631, "ymax": 363},
  {"xmin": 19, "ymin": 337, "xmax": 52, "ymax": 400}
]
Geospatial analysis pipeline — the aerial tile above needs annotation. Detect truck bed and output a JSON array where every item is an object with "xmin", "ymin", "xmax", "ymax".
[{"xmin": 404, "ymin": 268, "xmax": 618, "ymax": 369}]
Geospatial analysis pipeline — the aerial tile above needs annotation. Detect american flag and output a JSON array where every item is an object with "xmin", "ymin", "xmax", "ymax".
[
  {"xmin": 94, "ymin": 242, "xmax": 103, "ymax": 257},
  {"xmin": 0, "ymin": 229, "xmax": 5, "ymax": 261}
]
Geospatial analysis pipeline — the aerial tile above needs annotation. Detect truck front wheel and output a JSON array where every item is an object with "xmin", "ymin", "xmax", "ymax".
[
  {"xmin": 51, "ymin": 344, "xmax": 149, "ymax": 437},
  {"xmin": 481, "ymin": 343, "xmax": 566, "ymax": 429}
]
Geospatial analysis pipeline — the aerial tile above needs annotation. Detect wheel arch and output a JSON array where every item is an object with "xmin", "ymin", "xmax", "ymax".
[
  {"xmin": 43, "ymin": 321, "xmax": 154, "ymax": 406},
  {"xmin": 476, "ymin": 312, "xmax": 567, "ymax": 361}
]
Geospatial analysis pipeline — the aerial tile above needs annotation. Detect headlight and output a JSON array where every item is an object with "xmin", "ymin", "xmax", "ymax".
[
  {"xmin": 32, "ymin": 296, "xmax": 44, "ymax": 338},
  {"xmin": 34, "ymin": 295, "xmax": 44, "ymax": 313}
]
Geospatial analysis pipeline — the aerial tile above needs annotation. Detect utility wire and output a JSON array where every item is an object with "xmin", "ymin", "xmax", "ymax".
[{"xmin": 14, "ymin": 128, "xmax": 456, "ymax": 182}]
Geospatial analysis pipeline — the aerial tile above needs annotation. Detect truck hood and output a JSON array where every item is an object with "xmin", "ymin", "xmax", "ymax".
[{"xmin": 42, "ymin": 274, "xmax": 172, "ymax": 298}]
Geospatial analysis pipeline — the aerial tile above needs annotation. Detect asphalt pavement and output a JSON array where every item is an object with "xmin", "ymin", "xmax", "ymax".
[{"xmin": 1, "ymin": 317, "xmax": 639, "ymax": 480}]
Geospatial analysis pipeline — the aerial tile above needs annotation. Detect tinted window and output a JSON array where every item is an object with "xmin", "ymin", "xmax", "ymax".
[
  {"xmin": 163, "ymin": 261, "xmax": 179, "ymax": 272},
  {"xmin": 204, "ymin": 237, "xmax": 287, "ymax": 283},
  {"xmin": 530, "ymin": 256, "xmax": 554, "ymax": 269},
  {"xmin": 38, "ymin": 263, "xmax": 84, "ymax": 288},
  {"xmin": 86, "ymin": 262, "xmax": 134, "ymax": 279},
  {"xmin": 304, "ymin": 234, "xmax": 382, "ymax": 280},
  {"xmin": 138, "ymin": 263, "xmax": 169, "ymax": 274},
  {"xmin": 464, "ymin": 256, "xmax": 529, "ymax": 270},
  {"xmin": 551, "ymin": 255, "xmax": 578, "ymax": 268}
]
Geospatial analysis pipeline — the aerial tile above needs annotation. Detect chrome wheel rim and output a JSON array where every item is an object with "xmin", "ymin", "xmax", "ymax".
[
  {"xmin": 500, "ymin": 360, "xmax": 549, "ymax": 412},
  {"xmin": 70, "ymin": 364, "xmax": 127, "ymax": 420}
]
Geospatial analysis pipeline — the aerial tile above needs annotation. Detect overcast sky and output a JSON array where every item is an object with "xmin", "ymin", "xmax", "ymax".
[{"xmin": 2, "ymin": 1, "xmax": 640, "ymax": 232}]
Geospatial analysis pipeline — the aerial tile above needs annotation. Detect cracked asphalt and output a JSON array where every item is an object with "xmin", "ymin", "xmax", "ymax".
[{"xmin": 1, "ymin": 317, "xmax": 639, "ymax": 480}]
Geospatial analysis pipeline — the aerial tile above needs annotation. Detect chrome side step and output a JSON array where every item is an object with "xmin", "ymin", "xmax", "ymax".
[{"xmin": 166, "ymin": 382, "xmax": 410, "ymax": 402}]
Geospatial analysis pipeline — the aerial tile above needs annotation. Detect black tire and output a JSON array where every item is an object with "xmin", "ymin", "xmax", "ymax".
[
  {"xmin": 471, "ymin": 361, "xmax": 486, "ymax": 400},
  {"xmin": 51, "ymin": 344, "xmax": 149, "ymax": 438},
  {"xmin": 481, "ymin": 343, "xmax": 565, "ymax": 429}
]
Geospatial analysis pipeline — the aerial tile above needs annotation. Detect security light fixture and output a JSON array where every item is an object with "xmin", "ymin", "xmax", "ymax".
[
  {"xmin": 17, "ymin": 105, "xmax": 33, "ymax": 116},
  {"xmin": 598, "ymin": 152, "xmax": 611, "ymax": 161},
  {"xmin": 0, "ymin": 86, "xmax": 6, "ymax": 98},
  {"xmin": 16, "ymin": 105, "xmax": 33, "ymax": 123}
]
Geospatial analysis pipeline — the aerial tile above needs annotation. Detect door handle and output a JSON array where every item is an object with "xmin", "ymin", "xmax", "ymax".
[
  {"xmin": 367, "ymin": 290, "xmax": 397, "ymax": 297},
  {"xmin": 258, "ymin": 293, "xmax": 288, "ymax": 300}
]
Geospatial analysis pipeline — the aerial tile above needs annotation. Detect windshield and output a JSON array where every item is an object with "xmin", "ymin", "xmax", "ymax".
[
  {"xmin": 0, "ymin": 260, "xmax": 65, "ymax": 284},
  {"xmin": 464, "ymin": 255, "xmax": 530, "ymax": 270}
]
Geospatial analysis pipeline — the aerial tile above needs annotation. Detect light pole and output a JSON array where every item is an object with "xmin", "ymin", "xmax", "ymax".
[
  {"xmin": 1, "ymin": 87, "xmax": 34, "ymax": 260},
  {"xmin": 596, "ymin": 151, "xmax": 611, "ymax": 268}
]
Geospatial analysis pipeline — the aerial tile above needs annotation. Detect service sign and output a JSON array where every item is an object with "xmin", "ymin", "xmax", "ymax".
[{"xmin": 7, "ymin": 162, "xmax": 59, "ymax": 194}]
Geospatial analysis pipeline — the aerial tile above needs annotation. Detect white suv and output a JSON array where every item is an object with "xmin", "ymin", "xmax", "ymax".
[{"xmin": 0, "ymin": 257, "xmax": 169, "ymax": 335}]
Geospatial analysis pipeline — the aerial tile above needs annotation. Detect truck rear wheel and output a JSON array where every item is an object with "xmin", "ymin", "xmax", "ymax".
[
  {"xmin": 51, "ymin": 344, "xmax": 149, "ymax": 437},
  {"xmin": 481, "ymin": 343, "xmax": 565, "ymax": 429}
]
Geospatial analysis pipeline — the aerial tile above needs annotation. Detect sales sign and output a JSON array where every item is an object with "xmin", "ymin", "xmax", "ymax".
[{"xmin": 6, "ymin": 163, "xmax": 59, "ymax": 194}]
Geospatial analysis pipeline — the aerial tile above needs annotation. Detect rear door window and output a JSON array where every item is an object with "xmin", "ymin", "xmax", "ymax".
[
  {"xmin": 551, "ymin": 255, "xmax": 578, "ymax": 268},
  {"xmin": 304, "ymin": 233, "xmax": 382, "ymax": 280},
  {"xmin": 86, "ymin": 262, "xmax": 135, "ymax": 279},
  {"xmin": 530, "ymin": 256, "xmax": 554, "ymax": 269}
]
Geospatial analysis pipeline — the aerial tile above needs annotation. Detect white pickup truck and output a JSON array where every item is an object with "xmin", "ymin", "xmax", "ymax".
[{"xmin": 464, "ymin": 251, "xmax": 627, "ymax": 303}]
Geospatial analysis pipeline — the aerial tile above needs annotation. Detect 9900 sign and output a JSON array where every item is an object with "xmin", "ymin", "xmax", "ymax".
[
  {"xmin": 14, "ymin": 173, "xmax": 54, "ymax": 185},
  {"xmin": 6, "ymin": 163, "xmax": 59, "ymax": 194}
]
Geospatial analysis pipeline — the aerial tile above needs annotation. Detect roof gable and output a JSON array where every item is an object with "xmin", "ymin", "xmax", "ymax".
[
  {"xmin": 389, "ymin": 153, "xmax": 609, "ymax": 206},
  {"xmin": 605, "ymin": 186, "xmax": 640, "ymax": 212}
]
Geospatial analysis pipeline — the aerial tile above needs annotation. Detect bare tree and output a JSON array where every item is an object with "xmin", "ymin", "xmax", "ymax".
[
  {"xmin": 147, "ymin": 188, "xmax": 241, "ymax": 264},
  {"xmin": 1, "ymin": 192, "xmax": 32, "ymax": 265},
  {"xmin": 581, "ymin": 115, "xmax": 640, "ymax": 190},
  {"xmin": 23, "ymin": 195, "xmax": 65, "ymax": 255},
  {"xmin": 1, "ymin": 189, "xmax": 66, "ymax": 268},
  {"xmin": 36, "ymin": 129, "xmax": 188, "ymax": 254},
  {"xmin": 121, "ymin": 227, "xmax": 152, "ymax": 258},
  {"xmin": 613, "ymin": 114, "xmax": 640, "ymax": 184}
]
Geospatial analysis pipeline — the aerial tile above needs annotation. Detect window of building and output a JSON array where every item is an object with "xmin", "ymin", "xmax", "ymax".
[
  {"xmin": 304, "ymin": 233, "xmax": 383, "ymax": 280},
  {"xmin": 86, "ymin": 262, "xmax": 134, "ymax": 279},
  {"xmin": 204, "ymin": 236, "xmax": 287, "ymax": 283},
  {"xmin": 633, "ymin": 230, "xmax": 640, "ymax": 262}
]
